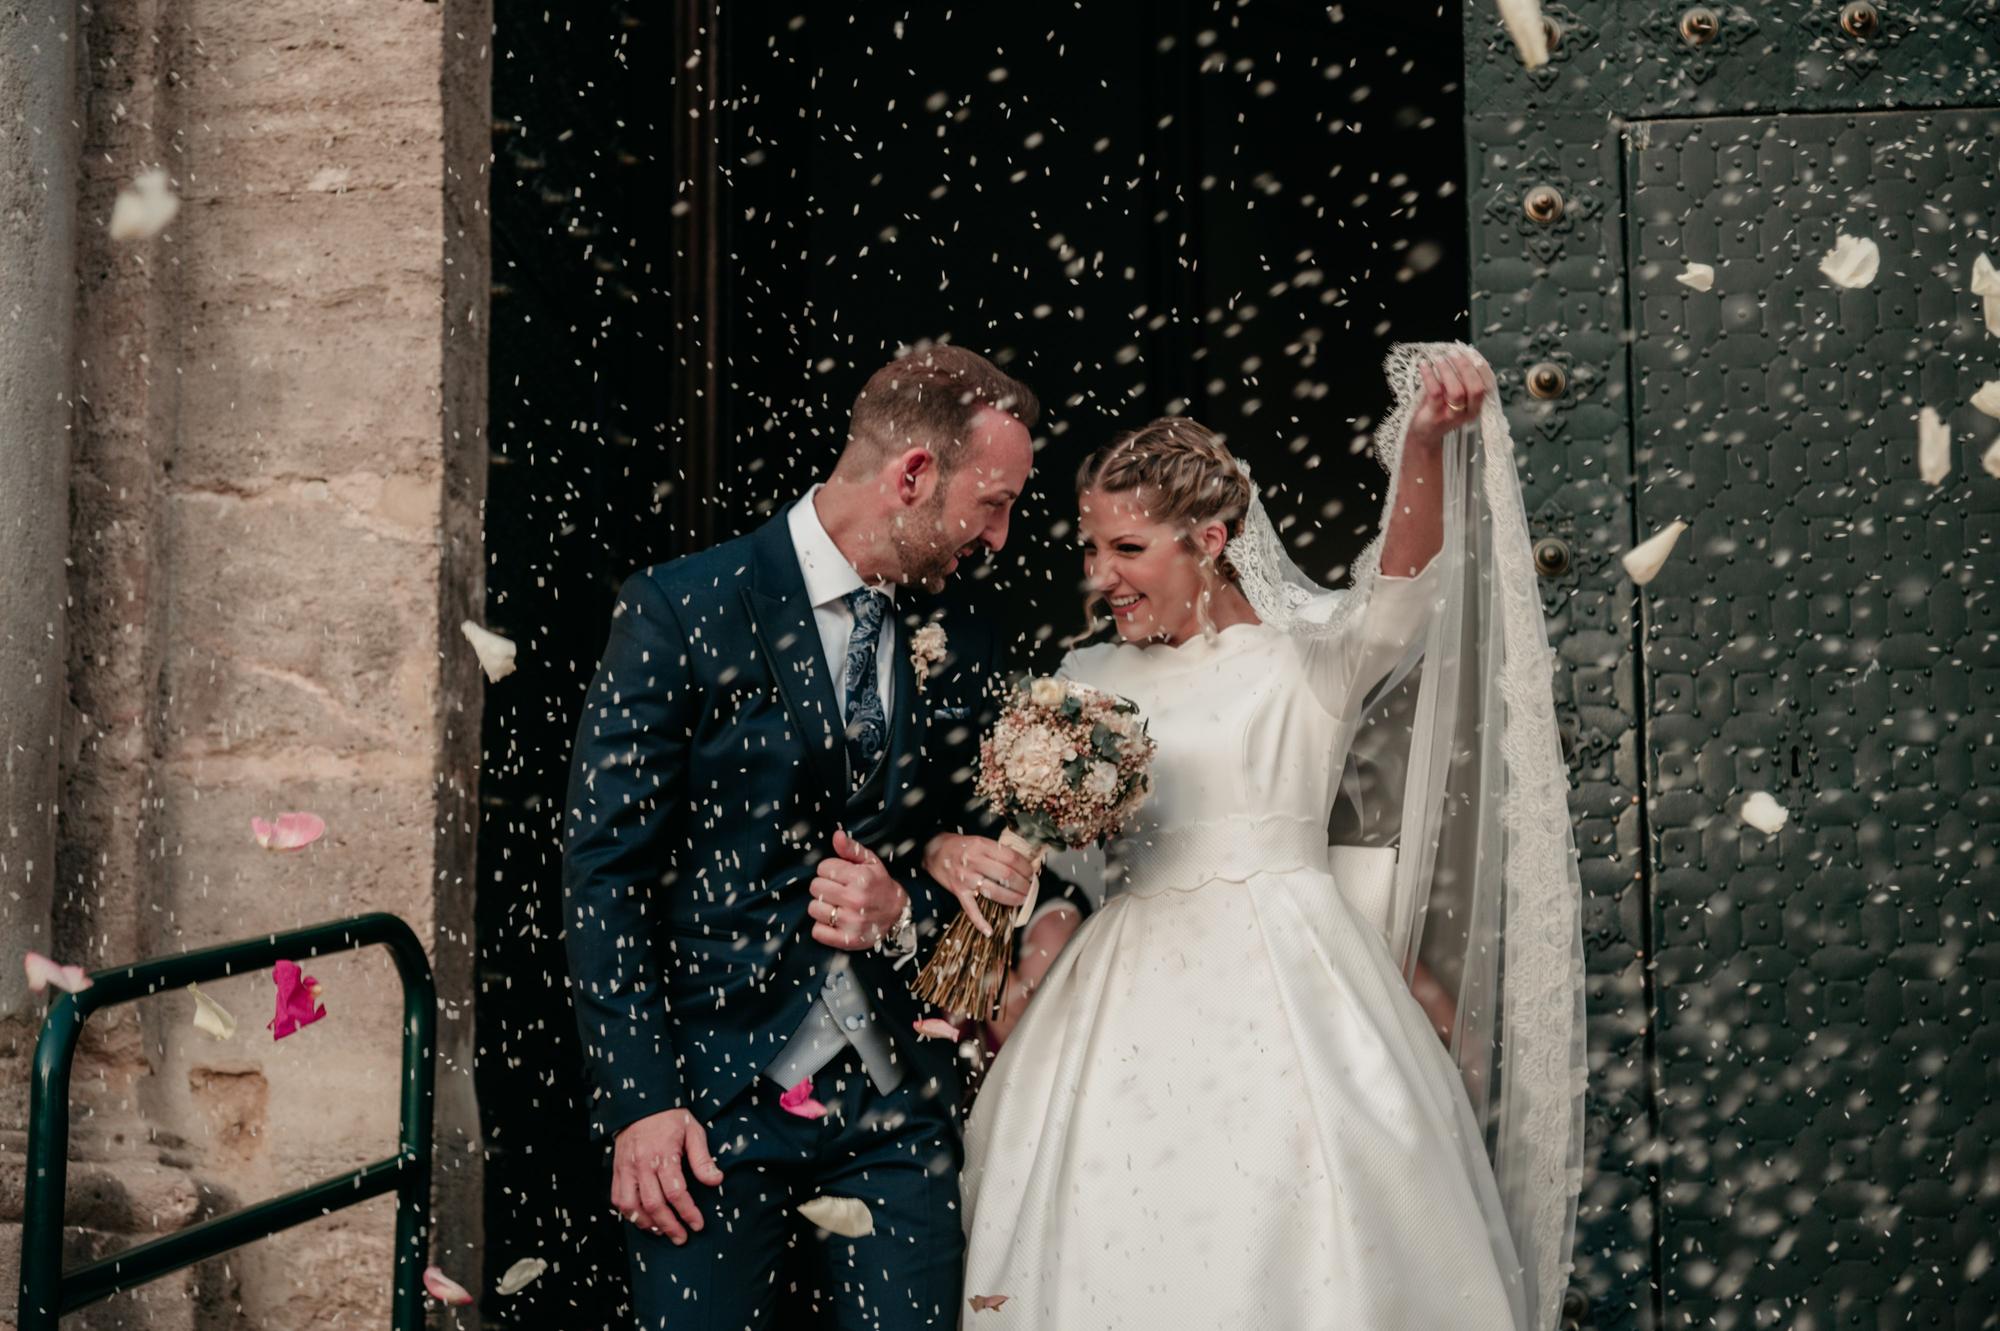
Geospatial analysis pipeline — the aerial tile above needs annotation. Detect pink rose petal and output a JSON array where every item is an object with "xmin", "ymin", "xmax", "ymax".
[
  {"xmin": 422, "ymin": 1265, "xmax": 474, "ymax": 1306},
  {"xmin": 267, "ymin": 959, "xmax": 327, "ymax": 1040},
  {"xmin": 969, "ymin": 1294, "xmax": 1011, "ymax": 1312},
  {"xmin": 778, "ymin": 1077, "xmax": 827, "ymax": 1120},
  {"xmin": 250, "ymin": 811, "xmax": 326, "ymax": 851},
  {"xmin": 23, "ymin": 950, "xmax": 92, "ymax": 995},
  {"xmin": 912, "ymin": 1017, "xmax": 965, "ymax": 1041}
]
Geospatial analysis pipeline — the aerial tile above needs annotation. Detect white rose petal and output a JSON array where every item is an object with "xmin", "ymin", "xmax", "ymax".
[
  {"xmin": 495, "ymin": 1257, "xmax": 546, "ymax": 1296},
  {"xmin": 1918, "ymin": 407, "xmax": 1952, "ymax": 486},
  {"xmin": 1620, "ymin": 520, "xmax": 1688, "ymax": 587},
  {"xmin": 1818, "ymin": 234, "xmax": 1880, "ymax": 289},
  {"xmin": 1972, "ymin": 254, "xmax": 2000, "ymax": 338},
  {"xmin": 108, "ymin": 168, "xmax": 180, "ymax": 242},
  {"xmin": 189, "ymin": 983, "xmax": 237, "ymax": 1040},
  {"xmin": 797, "ymin": 1194, "xmax": 875, "ymax": 1238},
  {"xmin": 461, "ymin": 620, "xmax": 518, "ymax": 683},
  {"xmin": 1675, "ymin": 263, "xmax": 1715, "ymax": 293},
  {"xmin": 1740, "ymin": 791, "xmax": 1789, "ymax": 835},
  {"xmin": 1496, "ymin": 0, "xmax": 1550, "ymax": 69},
  {"xmin": 1982, "ymin": 438, "xmax": 2000, "ymax": 479},
  {"xmin": 1972, "ymin": 380, "xmax": 2000, "ymax": 420}
]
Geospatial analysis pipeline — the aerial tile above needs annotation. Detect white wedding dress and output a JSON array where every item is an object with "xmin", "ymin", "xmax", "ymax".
[{"xmin": 958, "ymin": 557, "xmax": 1532, "ymax": 1329}]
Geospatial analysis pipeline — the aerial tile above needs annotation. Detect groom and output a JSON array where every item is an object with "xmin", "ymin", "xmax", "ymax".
[{"xmin": 560, "ymin": 343, "xmax": 1041, "ymax": 1329}]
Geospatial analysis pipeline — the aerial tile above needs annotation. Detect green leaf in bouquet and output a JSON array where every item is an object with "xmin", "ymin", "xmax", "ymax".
[
  {"xmin": 1015, "ymin": 809, "xmax": 1061, "ymax": 846},
  {"xmin": 1089, "ymin": 723, "xmax": 1122, "ymax": 763},
  {"xmin": 1059, "ymin": 693, "xmax": 1084, "ymax": 720},
  {"xmin": 1062, "ymin": 754, "xmax": 1089, "ymax": 786}
]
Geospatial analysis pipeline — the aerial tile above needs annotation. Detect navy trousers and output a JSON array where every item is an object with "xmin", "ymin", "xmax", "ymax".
[{"xmin": 622, "ymin": 1045, "xmax": 965, "ymax": 1330}]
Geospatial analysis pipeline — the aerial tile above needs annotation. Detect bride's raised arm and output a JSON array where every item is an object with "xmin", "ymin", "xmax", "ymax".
[
  {"xmin": 1380, "ymin": 351, "xmax": 1494, "ymax": 577},
  {"xmin": 1296, "ymin": 351, "xmax": 1492, "ymax": 718}
]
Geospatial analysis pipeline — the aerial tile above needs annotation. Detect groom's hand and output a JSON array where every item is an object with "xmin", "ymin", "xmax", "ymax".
[
  {"xmin": 611, "ymin": 1108, "xmax": 723, "ymax": 1245},
  {"xmin": 808, "ymin": 828, "xmax": 908, "ymax": 950}
]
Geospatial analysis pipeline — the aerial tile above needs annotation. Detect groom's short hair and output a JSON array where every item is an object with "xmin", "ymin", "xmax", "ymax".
[{"xmin": 839, "ymin": 343, "xmax": 1039, "ymax": 479}]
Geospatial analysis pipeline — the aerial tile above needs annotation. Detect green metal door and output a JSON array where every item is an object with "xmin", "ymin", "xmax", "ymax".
[
  {"xmin": 1467, "ymin": 5, "xmax": 2000, "ymax": 1324},
  {"xmin": 1625, "ymin": 109, "xmax": 2000, "ymax": 1327}
]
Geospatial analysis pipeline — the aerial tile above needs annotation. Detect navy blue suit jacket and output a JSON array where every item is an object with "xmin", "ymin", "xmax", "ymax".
[{"xmin": 560, "ymin": 510, "xmax": 1004, "ymax": 1143}]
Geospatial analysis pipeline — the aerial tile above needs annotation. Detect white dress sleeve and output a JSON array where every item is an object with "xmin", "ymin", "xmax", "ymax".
[{"xmin": 1299, "ymin": 551, "xmax": 1443, "ymax": 720}]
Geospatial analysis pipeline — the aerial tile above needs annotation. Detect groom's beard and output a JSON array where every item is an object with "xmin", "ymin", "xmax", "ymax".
[{"xmin": 890, "ymin": 490, "xmax": 958, "ymax": 593}]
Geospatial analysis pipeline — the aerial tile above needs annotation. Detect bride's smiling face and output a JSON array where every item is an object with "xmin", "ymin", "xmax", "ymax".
[{"xmin": 1078, "ymin": 485, "xmax": 1227, "ymax": 646}]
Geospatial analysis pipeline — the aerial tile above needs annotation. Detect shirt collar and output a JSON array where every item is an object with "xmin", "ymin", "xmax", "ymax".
[{"xmin": 788, "ymin": 483, "xmax": 896, "ymax": 611}]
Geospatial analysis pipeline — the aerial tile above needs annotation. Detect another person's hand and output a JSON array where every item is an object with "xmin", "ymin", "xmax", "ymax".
[
  {"xmin": 1409, "ymin": 958, "xmax": 1457, "ymax": 1047},
  {"xmin": 922, "ymin": 832, "xmax": 1039, "ymax": 937},
  {"xmin": 808, "ymin": 828, "xmax": 909, "ymax": 950},
  {"xmin": 610, "ymin": 1108, "xmax": 724, "ymax": 1245},
  {"xmin": 1408, "ymin": 351, "xmax": 1495, "ymax": 447}
]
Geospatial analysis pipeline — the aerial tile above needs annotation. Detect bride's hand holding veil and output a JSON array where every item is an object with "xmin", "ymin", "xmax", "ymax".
[
  {"xmin": 1407, "ymin": 350, "xmax": 1497, "ymax": 446},
  {"xmin": 1382, "ymin": 350, "xmax": 1496, "ymax": 578}
]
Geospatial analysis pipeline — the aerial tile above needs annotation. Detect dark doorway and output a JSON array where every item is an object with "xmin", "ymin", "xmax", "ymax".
[{"xmin": 477, "ymin": 3, "xmax": 1466, "ymax": 1323}]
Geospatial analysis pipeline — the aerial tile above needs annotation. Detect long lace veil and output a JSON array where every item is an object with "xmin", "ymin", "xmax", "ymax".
[{"xmin": 1224, "ymin": 341, "xmax": 1588, "ymax": 1330}]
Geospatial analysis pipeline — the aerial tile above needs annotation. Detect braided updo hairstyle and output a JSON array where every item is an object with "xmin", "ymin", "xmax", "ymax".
[{"xmin": 1073, "ymin": 416, "xmax": 1255, "ymax": 637}]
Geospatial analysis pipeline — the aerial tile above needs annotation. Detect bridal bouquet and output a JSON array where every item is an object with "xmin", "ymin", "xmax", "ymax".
[{"xmin": 911, "ymin": 675, "xmax": 1155, "ymax": 1017}]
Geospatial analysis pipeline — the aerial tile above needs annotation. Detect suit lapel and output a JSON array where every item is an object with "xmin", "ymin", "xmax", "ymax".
[{"xmin": 742, "ymin": 513, "xmax": 848, "ymax": 800}]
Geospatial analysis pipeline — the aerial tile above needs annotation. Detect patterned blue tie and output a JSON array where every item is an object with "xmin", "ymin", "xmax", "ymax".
[{"xmin": 842, "ymin": 588, "xmax": 889, "ymax": 785}]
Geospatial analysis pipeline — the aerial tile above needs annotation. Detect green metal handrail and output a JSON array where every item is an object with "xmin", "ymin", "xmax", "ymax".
[{"xmin": 17, "ymin": 912, "xmax": 436, "ymax": 1330}]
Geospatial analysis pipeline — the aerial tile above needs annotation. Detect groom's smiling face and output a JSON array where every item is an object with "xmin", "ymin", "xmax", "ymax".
[{"xmin": 893, "ymin": 407, "xmax": 1033, "ymax": 592}]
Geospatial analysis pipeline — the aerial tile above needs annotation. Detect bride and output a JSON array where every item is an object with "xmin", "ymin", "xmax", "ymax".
[{"xmin": 941, "ymin": 345, "xmax": 1588, "ymax": 1329}]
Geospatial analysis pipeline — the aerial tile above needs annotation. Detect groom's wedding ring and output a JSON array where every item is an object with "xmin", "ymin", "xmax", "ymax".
[{"xmin": 828, "ymin": 905, "xmax": 840, "ymax": 927}]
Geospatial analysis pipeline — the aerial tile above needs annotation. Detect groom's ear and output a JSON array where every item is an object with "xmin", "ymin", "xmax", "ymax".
[{"xmin": 892, "ymin": 446, "xmax": 941, "ymax": 507}]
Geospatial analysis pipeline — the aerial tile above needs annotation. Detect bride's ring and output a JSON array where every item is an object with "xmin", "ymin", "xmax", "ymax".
[{"xmin": 1446, "ymin": 399, "xmax": 1467, "ymax": 411}]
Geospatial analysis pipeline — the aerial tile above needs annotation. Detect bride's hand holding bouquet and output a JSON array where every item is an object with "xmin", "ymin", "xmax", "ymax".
[{"xmin": 911, "ymin": 674, "xmax": 1155, "ymax": 1018}]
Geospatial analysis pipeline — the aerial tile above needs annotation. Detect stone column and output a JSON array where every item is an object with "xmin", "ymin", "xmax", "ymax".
[
  {"xmin": 0, "ymin": 2, "xmax": 490, "ymax": 1325},
  {"xmin": 0, "ymin": 1, "xmax": 78, "ymax": 1020}
]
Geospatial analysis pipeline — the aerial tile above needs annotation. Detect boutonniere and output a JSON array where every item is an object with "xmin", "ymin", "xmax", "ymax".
[{"xmin": 909, "ymin": 621, "xmax": 948, "ymax": 692}]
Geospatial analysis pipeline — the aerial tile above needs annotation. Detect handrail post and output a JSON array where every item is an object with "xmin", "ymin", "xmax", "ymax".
[
  {"xmin": 19, "ymin": 1000, "xmax": 82, "ymax": 1331},
  {"xmin": 17, "ymin": 913, "xmax": 437, "ymax": 1329},
  {"xmin": 391, "ymin": 925, "xmax": 437, "ymax": 1331}
]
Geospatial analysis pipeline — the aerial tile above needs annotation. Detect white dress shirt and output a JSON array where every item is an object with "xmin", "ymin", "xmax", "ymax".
[{"xmin": 787, "ymin": 484, "xmax": 895, "ymax": 727}]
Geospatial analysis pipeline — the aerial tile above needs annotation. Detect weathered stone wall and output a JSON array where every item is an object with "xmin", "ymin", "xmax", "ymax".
[
  {"xmin": 0, "ymin": 1, "xmax": 490, "ymax": 1326},
  {"xmin": 0, "ymin": 2, "xmax": 78, "ymax": 1017}
]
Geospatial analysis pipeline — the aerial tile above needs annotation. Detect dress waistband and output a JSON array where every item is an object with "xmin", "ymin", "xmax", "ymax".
[{"xmin": 1106, "ymin": 814, "xmax": 1330, "ymax": 895}]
